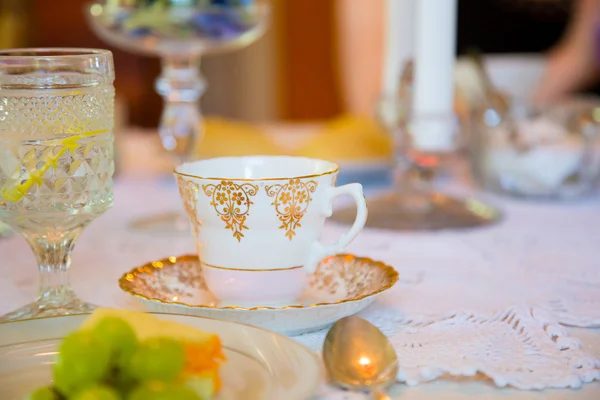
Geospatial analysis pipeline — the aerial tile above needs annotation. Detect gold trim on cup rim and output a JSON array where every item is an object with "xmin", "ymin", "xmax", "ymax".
[
  {"xmin": 118, "ymin": 254, "xmax": 399, "ymax": 311},
  {"xmin": 201, "ymin": 262, "xmax": 303, "ymax": 272},
  {"xmin": 173, "ymin": 156, "xmax": 341, "ymax": 182}
]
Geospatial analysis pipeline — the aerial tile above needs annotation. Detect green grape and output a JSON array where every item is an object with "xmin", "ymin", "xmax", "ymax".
[
  {"xmin": 125, "ymin": 337, "xmax": 185, "ymax": 382},
  {"xmin": 113, "ymin": 369, "xmax": 137, "ymax": 396},
  {"xmin": 91, "ymin": 316, "xmax": 138, "ymax": 366},
  {"xmin": 101, "ymin": 366, "xmax": 137, "ymax": 399},
  {"xmin": 53, "ymin": 331, "xmax": 111, "ymax": 395},
  {"xmin": 72, "ymin": 385, "xmax": 120, "ymax": 400},
  {"xmin": 53, "ymin": 362, "xmax": 76, "ymax": 396},
  {"xmin": 129, "ymin": 380, "xmax": 200, "ymax": 400},
  {"xmin": 26, "ymin": 386, "xmax": 57, "ymax": 400}
]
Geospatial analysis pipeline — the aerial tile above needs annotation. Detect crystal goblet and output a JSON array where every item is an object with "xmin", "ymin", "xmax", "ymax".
[
  {"xmin": 0, "ymin": 48, "xmax": 115, "ymax": 321},
  {"xmin": 86, "ymin": 0, "xmax": 269, "ymax": 234}
]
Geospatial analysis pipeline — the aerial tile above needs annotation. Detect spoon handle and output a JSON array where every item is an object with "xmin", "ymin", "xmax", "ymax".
[{"xmin": 371, "ymin": 388, "xmax": 391, "ymax": 400}]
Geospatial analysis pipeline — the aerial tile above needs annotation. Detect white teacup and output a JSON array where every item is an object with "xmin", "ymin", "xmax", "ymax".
[{"xmin": 174, "ymin": 156, "xmax": 367, "ymax": 305}]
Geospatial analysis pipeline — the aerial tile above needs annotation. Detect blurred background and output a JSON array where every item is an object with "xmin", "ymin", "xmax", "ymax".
[{"xmin": 1, "ymin": 0, "xmax": 591, "ymax": 127}]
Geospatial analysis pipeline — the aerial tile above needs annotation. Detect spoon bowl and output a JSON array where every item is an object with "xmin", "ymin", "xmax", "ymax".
[{"xmin": 323, "ymin": 316, "xmax": 398, "ymax": 396}]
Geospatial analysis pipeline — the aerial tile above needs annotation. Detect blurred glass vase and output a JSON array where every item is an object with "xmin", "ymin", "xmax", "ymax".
[{"xmin": 86, "ymin": 0, "xmax": 269, "ymax": 233}]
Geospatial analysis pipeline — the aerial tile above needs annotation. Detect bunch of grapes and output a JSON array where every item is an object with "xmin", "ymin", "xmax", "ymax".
[{"xmin": 27, "ymin": 317, "xmax": 203, "ymax": 400}]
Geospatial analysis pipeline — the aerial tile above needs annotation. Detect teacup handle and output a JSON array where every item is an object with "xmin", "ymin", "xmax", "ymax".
[{"xmin": 304, "ymin": 183, "xmax": 367, "ymax": 274}]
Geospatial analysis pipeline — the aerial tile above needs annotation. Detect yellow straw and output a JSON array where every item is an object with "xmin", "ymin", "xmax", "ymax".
[{"xmin": 1, "ymin": 129, "xmax": 108, "ymax": 203}]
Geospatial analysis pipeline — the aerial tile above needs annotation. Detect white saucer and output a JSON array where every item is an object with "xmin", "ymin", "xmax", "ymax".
[{"xmin": 119, "ymin": 254, "xmax": 398, "ymax": 335}]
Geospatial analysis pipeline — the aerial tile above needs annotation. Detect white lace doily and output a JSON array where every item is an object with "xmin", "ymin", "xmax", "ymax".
[
  {"xmin": 298, "ymin": 305, "xmax": 600, "ymax": 397},
  {"xmin": 293, "ymin": 195, "xmax": 600, "ymax": 395}
]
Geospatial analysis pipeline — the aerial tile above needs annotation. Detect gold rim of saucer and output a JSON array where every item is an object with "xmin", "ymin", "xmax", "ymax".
[
  {"xmin": 118, "ymin": 254, "xmax": 399, "ymax": 311},
  {"xmin": 173, "ymin": 157, "xmax": 341, "ymax": 182}
]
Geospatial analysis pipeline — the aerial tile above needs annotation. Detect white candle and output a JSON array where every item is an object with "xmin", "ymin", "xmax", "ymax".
[
  {"xmin": 381, "ymin": 0, "xmax": 415, "ymax": 97},
  {"xmin": 412, "ymin": 0, "xmax": 457, "ymax": 151}
]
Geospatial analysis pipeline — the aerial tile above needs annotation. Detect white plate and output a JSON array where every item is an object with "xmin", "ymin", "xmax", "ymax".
[
  {"xmin": 0, "ymin": 313, "xmax": 321, "ymax": 400},
  {"xmin": 119, "ymin": 254, "xmax": 398, "ymax": 336}
]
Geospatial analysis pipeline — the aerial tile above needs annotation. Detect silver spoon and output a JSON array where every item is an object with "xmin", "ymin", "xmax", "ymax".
[{"xmin": 323, "ymin": 316, "xmax": 399, "ymax": 399}]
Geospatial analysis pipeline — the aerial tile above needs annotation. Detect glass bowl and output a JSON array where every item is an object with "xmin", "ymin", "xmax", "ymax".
[
  {"xmin": 470, "ymin": 98, "xmax": 600, "ymax": 199},
  {"xmin": 87, "ymin": 0, "xmax": 269, "ymax": 56}
]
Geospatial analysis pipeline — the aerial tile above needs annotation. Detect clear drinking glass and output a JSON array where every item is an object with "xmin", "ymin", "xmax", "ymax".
[{"xmin": 0, "ymin": 49, "xmax": 115, "ymax": 321}]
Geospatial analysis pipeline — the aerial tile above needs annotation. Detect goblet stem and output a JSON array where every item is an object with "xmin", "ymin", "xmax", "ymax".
[
  {"xmin": 391, "ymin": 153, "xmax": 435, "ymax": 214},
  {"xmin": 156, "ymin": 55, "xmax": 206, "ymax": 167},
  {"xmin": 390, "ymin": 116, "xmax": 452, "ymax": 214},
  {"xmin": 128, "ymin": 56, "xmax": 206, "ymax": 234},
  {"xmin": 30, "ymin": 230, "xmax": 80, "ymax": 306},
  {"xmin": 0, "ymin": 229, "xmax": 95, "ymax": 322}
]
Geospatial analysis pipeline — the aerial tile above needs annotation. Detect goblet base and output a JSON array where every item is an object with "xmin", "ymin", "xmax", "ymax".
[
  {"xmin": 0, "ymin": 298, "xmax": 96, "ymax": 323},
  {"xmin": 129, "ymin": 211, "xmax": 190, "ymax": 235},
  {"xmin": 332, "ymin": 192, "xmax": 501, "ymax": 231}
]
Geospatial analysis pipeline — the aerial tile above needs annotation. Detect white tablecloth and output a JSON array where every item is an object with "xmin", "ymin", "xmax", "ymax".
[{"xmin": 1, "ymin": 130, "xmax": 600, "ymax": 399}]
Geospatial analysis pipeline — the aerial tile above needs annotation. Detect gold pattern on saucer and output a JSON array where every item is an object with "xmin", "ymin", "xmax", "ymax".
[
  {"xmin": 176, "ymin": 176, "xmax": 200, "ymax": 235},
  {"xmin": 202, "ymin": 262, "xmax": 303, "ymax": 272},
  {"xmin": 265, "ymin": 179, "xmax": 318, "ymax": 240},
  {"xmin": 118, "ymin": 254, "xmax": 398, "ymax": 311},
  {"xmin": 202, "ymin": 180, "xmax": 258, "ymax": 241}
]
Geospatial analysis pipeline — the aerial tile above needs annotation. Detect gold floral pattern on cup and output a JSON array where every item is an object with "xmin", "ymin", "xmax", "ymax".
[
  {"xmin": 265, "ymin": 179, "xmax": 318, "ymax": 240},
  {"xmin": 176, "ymin": 176, "xmax": 201, "ymax": 236},
  {"xmin": 202, "ymin": 180, "xmax": 258, "ymax": 241}
]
